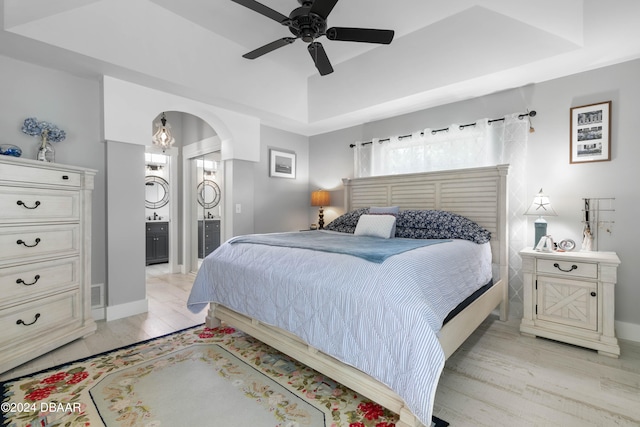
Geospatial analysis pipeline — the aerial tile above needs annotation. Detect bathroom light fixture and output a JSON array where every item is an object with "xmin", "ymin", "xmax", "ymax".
[{"xmin": 152, "ymin": 112, "xmax": 175, "ymax": 152}]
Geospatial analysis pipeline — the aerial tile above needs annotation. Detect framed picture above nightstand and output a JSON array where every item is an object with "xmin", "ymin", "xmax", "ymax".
[{"xmin": 519, "ymin": 248, "xmax": 621, "ymax": 357}]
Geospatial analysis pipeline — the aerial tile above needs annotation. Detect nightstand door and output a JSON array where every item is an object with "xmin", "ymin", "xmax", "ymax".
[{"xmin": 536, "ymin": 275, "xmax": 598, "ymax": 331}]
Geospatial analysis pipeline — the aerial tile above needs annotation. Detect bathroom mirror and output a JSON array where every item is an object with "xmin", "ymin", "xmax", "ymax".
[
  {"xmin": 145, "ymin": 176, "xmax": 170, "ymax": 209},
  {"xmin": 197, "ymin": 179, "xmax": 221, "ymax": 209}
]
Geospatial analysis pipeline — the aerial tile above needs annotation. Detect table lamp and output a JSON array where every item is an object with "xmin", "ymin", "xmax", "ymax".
[
  {"xmin": 311, "ymin": 190, "xmax": 330, "ymax": 229},
  {"xmin": 524, "ymin": 188, "xmax": 557, "ymax": 247}
]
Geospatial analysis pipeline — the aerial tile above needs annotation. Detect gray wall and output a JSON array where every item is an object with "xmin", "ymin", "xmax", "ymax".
[
  {"xmin": 309, "ymin": 58, "xmax": 640, "ymax": 329},
  {"xmin": 106, "ymin": 140, "xmax": 145, "ymax": 306},
  {"xmin": 254, "ymin": 125, "xmax": 310, "ymax": 233},
  {"xmin": 308, "ymin": 124, "xmax": 363, "ymax": 225},
  {"xmin": 0, "ymin": 54, "xmax": 106, "ymax": 287}
]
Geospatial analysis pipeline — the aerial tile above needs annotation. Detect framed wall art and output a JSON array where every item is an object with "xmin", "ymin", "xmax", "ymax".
[
  {"xmin": 269, "ymin": 149, "xmax": 296, "ymax": 178},
  {"xmin": 570, "ymin": 101, "xmax": 611, "ymax": 164}
]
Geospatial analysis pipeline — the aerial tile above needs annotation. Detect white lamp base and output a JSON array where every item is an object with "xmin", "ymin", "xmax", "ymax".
[{"xmin": 534, "ymin": 217, "xmax": 547, "ymax": 247}]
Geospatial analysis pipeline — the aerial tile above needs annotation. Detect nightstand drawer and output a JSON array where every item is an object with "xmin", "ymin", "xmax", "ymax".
[
  {"xmin": 0, "ymin": 257, "xmax": 79, "ymax": 304},
  {"xmin": 0, "ymin": 187, "xmax": 80, "ymax": 223},
  {"xmin": 537, "ymin": 258, "xmax": 598, "ymax": 279},
  {"xmin": 0, "ymin": 290, "xmax": 81, "ymax": 348}
]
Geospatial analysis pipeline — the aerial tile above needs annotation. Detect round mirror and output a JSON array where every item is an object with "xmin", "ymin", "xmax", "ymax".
[
  {"xmin": 145, "ymin": 176, "xmax": 170, "ymax": 209},
  {"xmin": 197, "ymin": 180, "xmax": 221, "ymax": 209}
]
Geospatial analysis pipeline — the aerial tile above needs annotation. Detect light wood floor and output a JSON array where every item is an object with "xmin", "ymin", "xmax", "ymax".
[
  {"xmin": 2, "ymin": 268, "xmax": 639, "ymax": 426},
  {"xmin": 0, "ymin": 266, "xmax": 203, "ymax": 382}
]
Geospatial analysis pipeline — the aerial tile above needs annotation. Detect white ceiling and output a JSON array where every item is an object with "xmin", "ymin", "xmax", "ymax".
[{"xmin": 2, "ymin": 0, "xmax": 640, "ymax": 136}]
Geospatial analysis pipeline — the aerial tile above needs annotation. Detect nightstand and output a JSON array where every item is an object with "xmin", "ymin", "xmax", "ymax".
[{"xmin": 519, "ymin": 248, "xmax": 621, "ymax": 357}]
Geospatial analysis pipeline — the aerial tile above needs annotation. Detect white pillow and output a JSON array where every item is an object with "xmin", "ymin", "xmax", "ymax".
[{"xmin": 354, "ymin": 214, "xmax": 396, "ymax": 239}]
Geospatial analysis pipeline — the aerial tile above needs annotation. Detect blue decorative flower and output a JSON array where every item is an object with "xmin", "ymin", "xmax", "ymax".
[{"xmin": 21, "ymin": 117, "xmax": 66, "ymax": 143}]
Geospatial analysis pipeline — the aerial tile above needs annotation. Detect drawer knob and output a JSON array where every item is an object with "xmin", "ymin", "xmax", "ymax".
[
  {"xmin": 17, "ymin": 200, "xmax": 41, "ymax": 209},
  {"xmin": 17, "ymin": 275, "xmax": 41, "ymax": 286},
  {"xmin": 16, "ymin": 313, "xmax": 41, "ymax": 326},
  {"xmin": 553, "ymin": 263, "xmax": 578, "ymax": 273},
  {"xmin": 62, "ymin": 175, "xmax": 69, "ymax": 180},
  {"xmin": 17, "ymin": 238, "xmax": 41, "ymax": 248},
  {"xmin": 590, "ymin": 292, "xmax": 597, "ymax": 297}
]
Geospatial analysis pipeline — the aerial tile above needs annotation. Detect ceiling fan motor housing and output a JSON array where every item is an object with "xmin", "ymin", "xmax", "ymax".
[{"xmin": 288, "ymin": 6, "xmax": 327, "ymax": 43}]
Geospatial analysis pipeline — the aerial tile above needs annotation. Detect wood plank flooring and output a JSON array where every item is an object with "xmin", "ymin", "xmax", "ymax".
[
  {"xmin": 0, "ymin": 267, "xmax": 202, "ymax": 382},
  {"xmin": 2, "ymin": 268, "xmax": 639, "ymax": 426}
]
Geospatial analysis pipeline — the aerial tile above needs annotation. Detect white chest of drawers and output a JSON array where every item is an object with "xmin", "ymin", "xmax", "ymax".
[
  {"xmin": 519, "ymin": 248, "xmax": 620, "ymax": 357},
  {"xmin": 0, "ymin": 157, "xmax": 97, "ymax": 373}
]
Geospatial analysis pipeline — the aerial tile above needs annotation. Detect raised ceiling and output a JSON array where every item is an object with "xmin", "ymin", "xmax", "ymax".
[{"xmin": 2, "ymin": 0, "xmax": 640, "ymax": 135}]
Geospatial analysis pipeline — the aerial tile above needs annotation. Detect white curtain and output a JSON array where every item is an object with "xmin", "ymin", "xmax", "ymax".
[
  {"xmin": 353, "ymin": 116, "xmax": 531, "ymax": 178},
  {"xmin": 352, "ymin": 113, "xmax": 530, "ymax": 314}
]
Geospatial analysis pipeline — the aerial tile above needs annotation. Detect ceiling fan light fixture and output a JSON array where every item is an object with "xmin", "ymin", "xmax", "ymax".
[{"xmin": 152, "ymin": 112, "xmax": 176, "ymax": 152}]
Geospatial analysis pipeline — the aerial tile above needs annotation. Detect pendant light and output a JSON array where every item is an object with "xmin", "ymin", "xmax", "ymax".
[{"xmin": 152, "ymin": 112, "xmax": 175, "ymax": 152}]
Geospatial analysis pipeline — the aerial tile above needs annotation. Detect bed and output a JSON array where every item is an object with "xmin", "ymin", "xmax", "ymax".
[{"xmin": 187, "ymin": 164, "xmax": 509, "ymax": 427}]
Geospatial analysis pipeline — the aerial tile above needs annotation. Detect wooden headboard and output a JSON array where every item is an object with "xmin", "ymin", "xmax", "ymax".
[{"xmin": 342, "ymin": 164, "xmax": 509, "ymax": 284}]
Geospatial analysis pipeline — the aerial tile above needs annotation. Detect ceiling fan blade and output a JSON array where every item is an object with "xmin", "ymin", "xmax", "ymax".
[
  {"xmin": 310, "ymin": 0, "xmax": 339, "ymax": 19},
  {"xmin": 243, "ymin": 37, "xmax": 297, "ymax": 59},
  {"xmin": 308, "ymin": 42, "xmax": 333, "ymax": 76},
  {"xmin": 231, "ymin": 0, "xmax": 289, "ymax": 24},
  {"xmin": 326, "ymin": 27, "xmax": 394, "ymax": 44}
]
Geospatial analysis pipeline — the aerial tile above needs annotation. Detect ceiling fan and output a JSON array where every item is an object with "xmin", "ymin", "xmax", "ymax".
[{"xmin": 231, "ymin": 0, "xmax": 395, "ymax": 76}]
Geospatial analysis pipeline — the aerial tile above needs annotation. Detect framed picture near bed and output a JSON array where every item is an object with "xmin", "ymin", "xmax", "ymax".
[
  {"xmin": 570, "ymin": 101, "xmax": 611, "ymax": 164},
  {"xmin": 269, "ymin": 149, "xmax": 296, "ymax": 178}
]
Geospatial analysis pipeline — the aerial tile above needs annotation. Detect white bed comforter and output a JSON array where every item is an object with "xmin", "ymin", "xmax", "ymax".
[{"xmin": 187, "ymin": 231, "xmax": 492, "ymax": 425}]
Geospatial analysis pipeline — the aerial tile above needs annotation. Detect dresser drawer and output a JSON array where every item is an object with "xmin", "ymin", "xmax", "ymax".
[
  {"xmin": 0, "ymin": 187, "xmax": 80, "ymax": 223},
  {"xmin": 0, "ymin": 290, "xmax": 81, "ymax": 348},
  {"xmin": 0, "ymin": 224, "xmax": 80, "ymax": 264},
  {"xmin": 0, "ymin": 162, "xmax": 81, "ymax": 187},
  {"xmin": 0, "ymin": 257, "xmax": 79, "ymax": 304},
  {"xmin": 537, "ymin": 258, "xmax": 598, "ymax": 279}
]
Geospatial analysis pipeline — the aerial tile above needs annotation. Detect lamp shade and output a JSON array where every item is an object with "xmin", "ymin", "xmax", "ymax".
[
  {"xmin": 524, "ymin": 188, "xmax": 557, "ymax": 217},
  {"xmin": 311, "ymin": 190, "xmax": 330, "ymax": 207}
]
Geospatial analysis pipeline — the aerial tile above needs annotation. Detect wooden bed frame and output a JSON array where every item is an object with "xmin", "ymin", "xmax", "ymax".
[{"xmin": 206, "ymin": 164, "xmax": 510, "ymax": 427}]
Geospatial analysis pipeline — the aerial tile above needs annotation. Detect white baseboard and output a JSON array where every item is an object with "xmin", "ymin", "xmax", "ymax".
[
  {"xmin": 105, "ymin": 298, "xmax": 149, "ymax": 321},
  {"xmin": 92, "ymin": 307, "xmax": 106, "ymax": 321},
  {"xmin": 616, "ymin": 320, "xmax": 640, "ymax": 343}
]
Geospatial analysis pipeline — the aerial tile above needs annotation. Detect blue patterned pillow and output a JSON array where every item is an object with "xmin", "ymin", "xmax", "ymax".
[
  {"xmin": 324, "ymin": 207, "xmax": 369, "ymax": 233},
  {"xmin": 395, "ymin": 210, "xmax": 491, "ymax": 244}
]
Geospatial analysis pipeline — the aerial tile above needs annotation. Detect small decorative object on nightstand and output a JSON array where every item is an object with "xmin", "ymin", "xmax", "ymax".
[
  {"xmin": 311, "ymin": 189, "xmax": 330, "ymax": 230},
  {"xmin": 524, "ymin": 188, "xmax": 557, "ymax": 247},
  {"xmin": 520, "ymin": 248, "xmax": 621, "ymax": 357}
]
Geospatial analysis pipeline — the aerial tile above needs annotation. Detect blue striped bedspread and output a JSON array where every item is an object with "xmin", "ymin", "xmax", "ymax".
[{"xmin": 188, "ymin": 232, "xmax": 492, "ymax": 426}]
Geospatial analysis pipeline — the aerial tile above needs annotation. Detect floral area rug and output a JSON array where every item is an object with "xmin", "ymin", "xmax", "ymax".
[{"xmin": 1, "ymin": 325, "xmax": 448, "ymax": 427}]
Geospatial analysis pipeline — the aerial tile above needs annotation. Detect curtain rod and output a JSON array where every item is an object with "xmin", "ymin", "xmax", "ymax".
[{"xmin": 349, "ymin": 110, "xmax": 536, "ymax": 148}]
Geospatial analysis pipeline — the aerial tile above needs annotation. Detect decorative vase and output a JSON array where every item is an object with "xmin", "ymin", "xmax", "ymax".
[{"xmin": 36, "ymin": 134, "xmax": 54, "ymax": 162}]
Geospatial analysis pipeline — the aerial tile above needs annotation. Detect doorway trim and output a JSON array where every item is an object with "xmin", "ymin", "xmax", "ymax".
[{"xmin": 183, "ymin": 136, "xmax": 223, "ymax": 274}]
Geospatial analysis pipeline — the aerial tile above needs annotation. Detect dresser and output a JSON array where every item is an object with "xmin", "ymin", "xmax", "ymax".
[
  {"xmin": 520, "ymin": 248, "xmax": 620, "ymax": 357},
  {"xmin": 0, "ymin": 157, "xmax": 97, "ymax": 373}
]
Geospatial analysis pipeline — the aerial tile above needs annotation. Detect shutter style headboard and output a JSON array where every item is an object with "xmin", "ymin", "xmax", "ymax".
[{"xmin": 343, "ymin": 164, "xmax": 509, "ymax": 284}]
